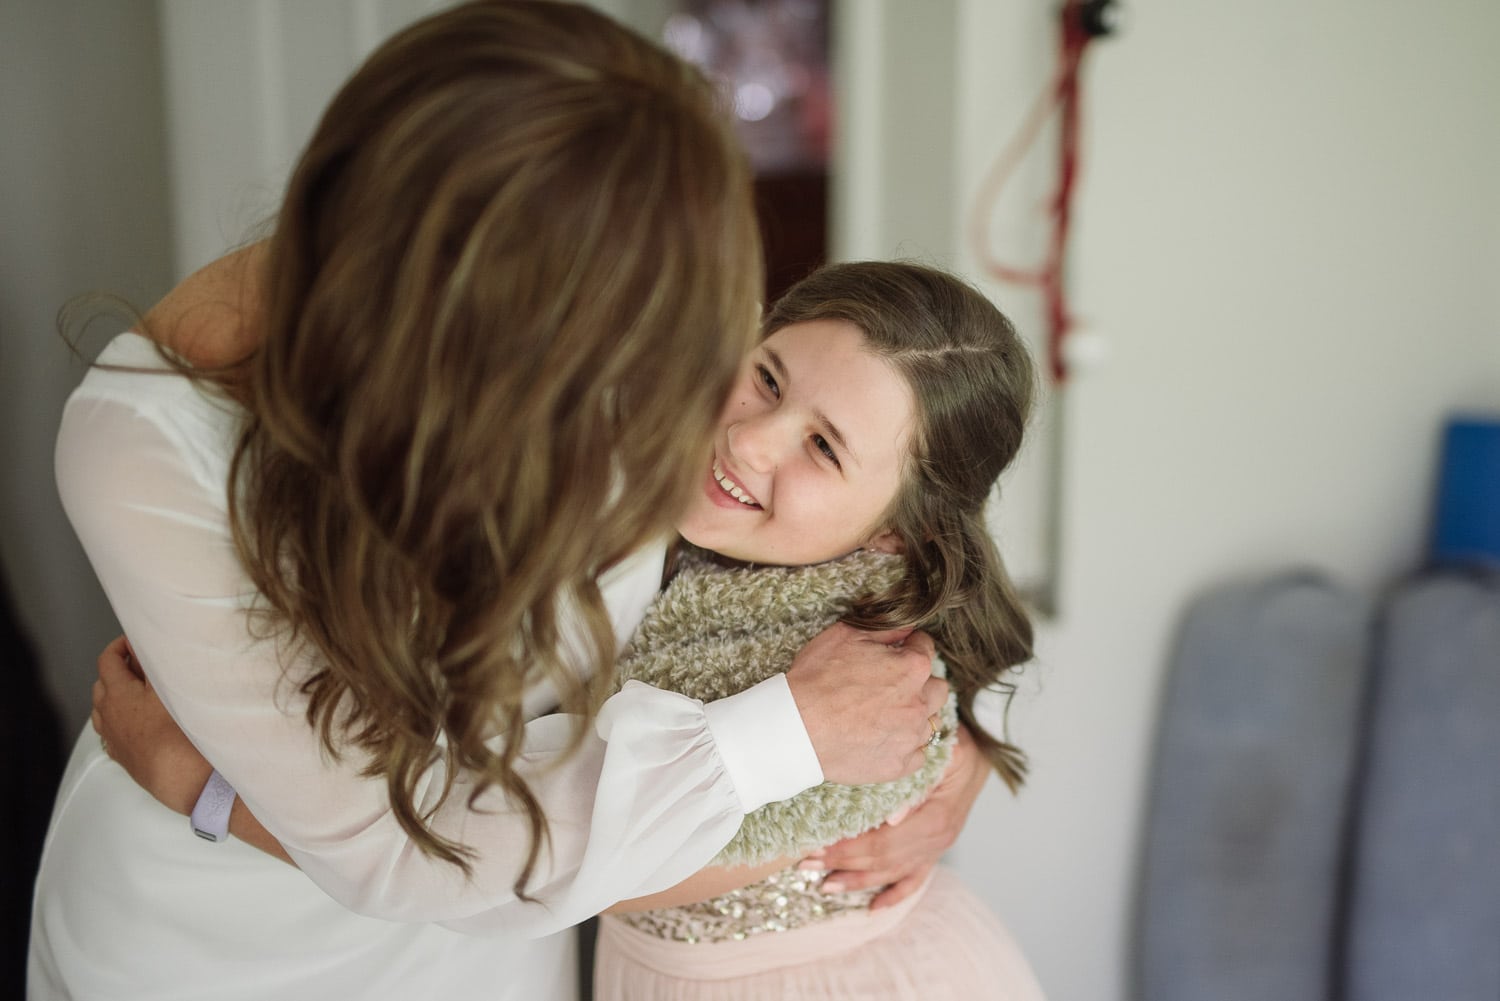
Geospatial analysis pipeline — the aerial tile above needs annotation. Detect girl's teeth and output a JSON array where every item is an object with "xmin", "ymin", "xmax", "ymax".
[{"xmin": 713, "ymin": 462, "xmax": 757, "ymax": 506}]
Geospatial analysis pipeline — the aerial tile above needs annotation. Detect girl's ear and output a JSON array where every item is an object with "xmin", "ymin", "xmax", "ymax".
[{"xmin": 862, "ymin": 528, "xmax": 904, "ymax": 555}]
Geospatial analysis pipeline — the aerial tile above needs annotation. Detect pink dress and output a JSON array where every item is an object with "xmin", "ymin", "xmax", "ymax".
[
  {"xmin": 594, "ymin": 546, "xmax": 1048, "ymax": 1000},
  {"xmin": 595, "ymin": 866, "xmax": 1045, "ymax": 1000}
]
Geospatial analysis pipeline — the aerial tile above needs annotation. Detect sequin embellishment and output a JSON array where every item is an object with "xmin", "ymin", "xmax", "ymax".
[{"xmin": 619, "ymin": 866, "xmax": 878, "ymax": 944}]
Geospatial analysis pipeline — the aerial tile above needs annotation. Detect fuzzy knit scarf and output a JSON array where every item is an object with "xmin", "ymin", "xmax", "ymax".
[{"xmin": 615, "ymin": 545, "xmax": 957, "ymax": 867}]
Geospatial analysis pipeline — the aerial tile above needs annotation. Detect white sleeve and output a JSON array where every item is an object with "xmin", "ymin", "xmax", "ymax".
[{"xmin": 55, "ymin": 382, "xmax": 822, "ymax": 936}]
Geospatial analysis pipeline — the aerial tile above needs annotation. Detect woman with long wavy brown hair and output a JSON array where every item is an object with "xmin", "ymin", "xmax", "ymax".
[{"xmin": 27, "ymin": 4, "xmax": 956, "ymax": 999}]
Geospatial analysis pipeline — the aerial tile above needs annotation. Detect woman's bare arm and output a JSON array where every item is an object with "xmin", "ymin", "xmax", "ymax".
[{"xmin": 603, "ymin": 855, "xmax": 796, "ymax": 913}]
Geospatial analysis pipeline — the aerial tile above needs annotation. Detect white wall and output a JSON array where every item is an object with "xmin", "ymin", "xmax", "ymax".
[
  {"xmin": 930, "ymin": 3, "xmax": 1500, "ymax": 1000},
  {"xmin": 158, "ymin": 0, "xmax": 447, "ymax": 276},
  {"xmin": 0, "ymin": 0, "xmax": 174, "ymax": 737}
]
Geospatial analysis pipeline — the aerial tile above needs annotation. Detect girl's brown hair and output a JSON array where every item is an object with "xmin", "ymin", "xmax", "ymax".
[
  {"xmin": 765, "ymin": 262, "xmax": 1036, "ymax": 790},
  {"xmin": 212, "ymin": 1, "xmax": 761, "ymax": 895}
]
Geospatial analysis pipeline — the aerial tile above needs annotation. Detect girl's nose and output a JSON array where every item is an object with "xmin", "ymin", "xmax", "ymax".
[{"xmin": 726, "ymin": 412, "xmax": 784, "ymax": 474}]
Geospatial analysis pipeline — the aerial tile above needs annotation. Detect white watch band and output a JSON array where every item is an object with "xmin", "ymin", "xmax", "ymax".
[{"xmin": 190, "ymin": 769, "xmax": 237, "ymax": 843}]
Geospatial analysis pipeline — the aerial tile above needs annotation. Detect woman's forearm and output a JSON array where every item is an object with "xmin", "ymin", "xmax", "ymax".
[
  {"xmin": 225, "ymin": 798, "xmax": 296, "ymax": 865},
  {"xmin": 605, "ymin": 855, "xmax": 794, "ymax": 913}
]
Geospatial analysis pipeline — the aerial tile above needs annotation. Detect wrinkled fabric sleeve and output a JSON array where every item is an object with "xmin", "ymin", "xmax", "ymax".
[{"xmin": 54, "ymin": 360, "xmax": 822, "ymax": 936}]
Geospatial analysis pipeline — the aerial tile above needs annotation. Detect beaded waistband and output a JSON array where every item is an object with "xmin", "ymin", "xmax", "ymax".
[{"xmin": 617, "ymin": 866, "xmax": 879, "ymax": 945}]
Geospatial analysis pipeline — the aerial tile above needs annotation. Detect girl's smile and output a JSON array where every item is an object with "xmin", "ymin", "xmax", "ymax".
[
  {"xmin": 677, "ymin": 318, "xmax": 913, "ymax": 566},
  {"xmin": 708, "ymin": 459, "xmax": 761, "ymax": 508}
]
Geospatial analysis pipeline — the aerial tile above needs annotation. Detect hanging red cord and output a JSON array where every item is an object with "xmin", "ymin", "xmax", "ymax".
[{"xmin": 970, "ymin": 0, "xmax": 1114, "ymax": 383}]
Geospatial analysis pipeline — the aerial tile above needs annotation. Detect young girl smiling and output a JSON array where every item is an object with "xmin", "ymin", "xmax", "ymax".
[
  {"xmin": 594, "ymin": 261, "xmax": 1046, "ymax": 999},
  {"xmin": 88, "ymin": 261, "xmax": 1046, "ymax": 1000}
]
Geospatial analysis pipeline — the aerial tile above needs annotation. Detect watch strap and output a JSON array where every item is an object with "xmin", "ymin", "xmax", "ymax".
[{"xmin": 190, "ymin": 768, "xmax": 237, "ymax": 843}]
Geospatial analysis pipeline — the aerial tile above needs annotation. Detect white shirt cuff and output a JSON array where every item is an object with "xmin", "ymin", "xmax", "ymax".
[{"xmin": 703, "ymin": 674, "xmax": 823, "ymax": 813}]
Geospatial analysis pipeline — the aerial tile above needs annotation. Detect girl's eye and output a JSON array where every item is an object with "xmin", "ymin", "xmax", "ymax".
[
  {"xmin": 755, "ymin": 363, "xmax": 780, "ymax": 399},
  {"xmin": 812, "ymin": 434, "xmax": 840, "ymax": 468}
]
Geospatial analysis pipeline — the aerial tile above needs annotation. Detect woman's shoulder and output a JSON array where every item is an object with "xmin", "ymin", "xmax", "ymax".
[{"xmin": 66, "ymin": 333, "xmax": 243, "ymax": 505}]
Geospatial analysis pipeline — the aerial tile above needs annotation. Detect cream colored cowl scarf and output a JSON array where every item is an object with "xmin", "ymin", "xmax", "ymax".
[{"xmin": 616, "ymin": 545, "xmax": 956, "ymax": 867}]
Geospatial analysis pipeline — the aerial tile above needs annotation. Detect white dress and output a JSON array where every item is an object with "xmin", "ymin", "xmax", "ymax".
[{"xmin": 27, "ymin": 333, "xmax": 823, "ymax": 1001}]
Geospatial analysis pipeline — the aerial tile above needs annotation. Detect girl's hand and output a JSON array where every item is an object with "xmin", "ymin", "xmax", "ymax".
[
  {"xmin": 91, "ymin": 636, "xmax": 301, "ymax": 866},
  {"xmin": 799, "ymin": 723, "xmax": 989, "ymax": 910},
  {"xmin": 92, "ymin": 635, "xmax": 213, "ymax": 815}
]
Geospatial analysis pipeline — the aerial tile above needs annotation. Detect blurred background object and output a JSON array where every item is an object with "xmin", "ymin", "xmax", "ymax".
[
  {"xmin": 1431, "ymin": 418, "xmax": 1500, "ymax": 569},
  {"xmin": 659, "ymin": 0, "xmax": 833, "ymax": 302},
  {"xmin": 1136, "ymin": 572, "xmax": 1371, "ymax": 1001},
  {"xmin": 0, "ymin": 566, "xmax": 66, "ymax": 1000}
]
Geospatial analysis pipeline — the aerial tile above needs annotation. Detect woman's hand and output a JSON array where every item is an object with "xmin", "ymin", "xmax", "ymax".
[
  {"xmin": 800, "ymin": 722, "xmax": 989, "ymax": 910},
  {"xmin": 785, "ymin": 623, "xmax": 949, "ymax": 785},
  {"xmin": 92, "ymin": 635, "xmax": 212, "ymax": 815}
]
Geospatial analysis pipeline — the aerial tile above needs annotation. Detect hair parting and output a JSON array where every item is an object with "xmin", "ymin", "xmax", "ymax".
[{"xmin": 765, "ymin": 261, "xmax": 1038, "ymax": 790}]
